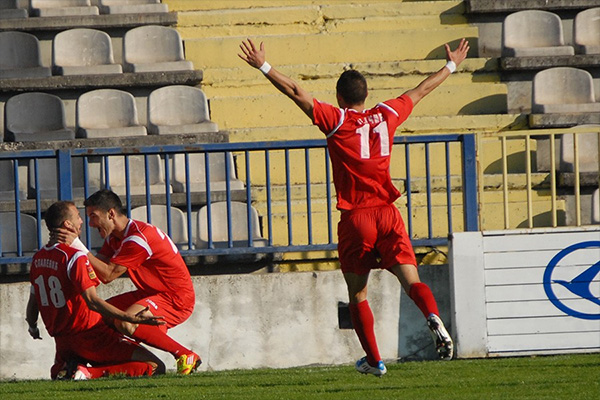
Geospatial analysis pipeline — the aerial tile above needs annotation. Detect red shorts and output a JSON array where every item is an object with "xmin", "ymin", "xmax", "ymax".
[
  {"xmin": 54, "ymin": 323, "xmax": 141, "ymax": 369},
  {"xmin": 108, "ymin": 290, "xmax": 193, "ymax": 330},
  {"xmin": 337, "ymin": 203, "xmax": 416, "ymax": 275}
]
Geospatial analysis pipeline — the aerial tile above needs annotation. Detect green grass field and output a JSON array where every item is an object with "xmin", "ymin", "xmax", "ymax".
[{"xmin": 1, "ymin": 354, "xmax": 598, "ymax": 400}]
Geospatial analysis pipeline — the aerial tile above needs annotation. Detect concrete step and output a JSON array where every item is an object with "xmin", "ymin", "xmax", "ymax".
[
  {"xmin": 184, "ymin": 27, "xmax": 480, "ymax": 70},
  {"xmin": 209, "ymin": 82, "xmax": 507, "ymax": 130}
]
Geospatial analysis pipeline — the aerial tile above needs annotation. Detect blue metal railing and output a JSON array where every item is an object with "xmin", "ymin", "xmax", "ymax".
[{"xmin": 0, "ymin": 134, "xmax": 478, "ymax": 266}]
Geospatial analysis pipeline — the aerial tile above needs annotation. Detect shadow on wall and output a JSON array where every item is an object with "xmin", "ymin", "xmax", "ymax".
[
  {"xmin": 484, "ymin": 150, "xmax": 537, "ymax": 174},
  {"xmin": 425, "ymin": 37, "xmax": 479, "ymax": 59},
  {"xmin": 458, "ymin": 94, "xmax": 508, "ymax": 115},
  {"xmin": 516, "ymin": 210, "xmax": 567, "ymax": 228},
  {"xmin": 439, "ymin": 3, "xmax": 468, "ymax": 26}
]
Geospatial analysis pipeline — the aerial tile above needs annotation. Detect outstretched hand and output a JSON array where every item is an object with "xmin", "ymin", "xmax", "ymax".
[
  {"xmin": 131, "ymin": 306, "xmax": 166, "ymax": 326},
  {"xmin": 445, "ymin": 38, "xmax": 470, "ymax": 67},
  {"xmin": 238, "ymin": 39, "xmax": 266, "ymax": 69}
]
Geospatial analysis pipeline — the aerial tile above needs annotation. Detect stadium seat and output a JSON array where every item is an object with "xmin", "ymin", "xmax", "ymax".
[
  {"xmin": 52, "ymin": 28, "xmax": 122, "ymax": 76},
  {"xmin": 130, "ymin": 205, "xmax": 190, "ymax": 248},
  {"xmin": 532, "ymin": 68, "xmax": 600, "ymax": 114},
  {"xmin": 122, "ymin": 25, "xmax": 193, "ymax": 73},
  {"xmin": 102, "ymin": 154, "xmax": 167, "ymax": 196},
  {"xmin": 196, "ymin": 201, "xmax": 267, "ymax": 249},
  {"xmin": 0, "ymin": 32, "xmax": 51, "ymax": 79},
  {"xmin": 171, "ymin": 152, "xmax": 244, "ymax": 193},
  {"xmin": 0, "ymin": 212, "xmax": 40, "ymax": 255},
  {"xmin": 0, "ymin": 0, "xmax": 28, "ymax": 19},
  {"xmin": 27, "ymin": 157, "xmax": 91, "ymax": 199},
  {"xmin": 592, "ymin": 188, "xmax": 600, "ymax": 224},
  {"xmin": 171, "ymin": 153, "xmax": 244, "ymax": 193},
  {"xmin": 92, "ymin": 0, "xmax": 168, "ymax": 15},
  {"xmin": 574, "ymin": 7, "xmax": 600, "ymax": 54},
  {"xmin": 559, "ymin": 126, "xmax": 600, "ymax": 173},
  {"xmin": 30, "ymin": 0, "xmax": 99, "ymax": 17},
  {"xmin": 502, "ymin": 10, "xmax": 574, "ymax": 57},
  {"xmin": 147, "ymin": 85, "xmax": 219, "ymax": 135},
  {"xmin": 0, "ymin": 159, "xmax": 27, "ymax": 201},
  {"xmin": 76, "ymin": 89, "xmax": 146, "ymax": 138},
  {"xmin": 4, "ymin": 92, "xmax": 75, "ymax": 142}
]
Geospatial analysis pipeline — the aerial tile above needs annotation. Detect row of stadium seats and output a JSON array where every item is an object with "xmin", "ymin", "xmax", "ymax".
[
  {"xmin": 502, "ymin": 8, "xmax": 600, "ymax": 56},
  {"xmin": 0, "ymin": 201, "xmax": 265, "ymax": 256},
  {"xmin": 0, "ymin": 25, "xmax": 191, "ymax": 78},
  {"xmin": 0, "ymin": 151, "xmax": 242, "ymax": 201},
  {"xmin": 2, "ymin": 85, "xmax": 218, "ymax": 142},
  {"xmin": 0, "ymin": 0, "xmax": 168, "ymax": 19}
]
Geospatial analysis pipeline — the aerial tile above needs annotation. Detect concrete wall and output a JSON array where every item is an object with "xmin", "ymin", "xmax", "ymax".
[{"xmin": 0, "ymin": 267, "xmax": 450, "ymax": 380}]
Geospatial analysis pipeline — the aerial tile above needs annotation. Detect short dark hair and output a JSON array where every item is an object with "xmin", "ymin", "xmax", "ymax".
[
  {"xmin": 45, "ymin": 201, "xmax": 75, "ymax": 230},
  {"xmin": 84, "ymin": 189, "xmax": 125, "ymax": 215},
  {"xmin": 336, "ymin": 69, "xmax": 368, "ymax": 106}
]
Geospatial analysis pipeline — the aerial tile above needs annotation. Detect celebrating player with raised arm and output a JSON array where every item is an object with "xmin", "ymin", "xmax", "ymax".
[
  {"xmin": 239, "ymin": 38, "xmax": 469, "ymax": 375},
  {"xmin": 56, "ymin": 189, "xmax": 201, "ymax": 375},
  {"xmin": 27, "ymin": 200, "xmax": 165, "ymax": 380}
]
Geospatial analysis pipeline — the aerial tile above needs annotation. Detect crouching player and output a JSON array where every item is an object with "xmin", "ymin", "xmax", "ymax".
[{"xmin": 26, "ymin": 200, "xmax": 166, "ymax": 380}]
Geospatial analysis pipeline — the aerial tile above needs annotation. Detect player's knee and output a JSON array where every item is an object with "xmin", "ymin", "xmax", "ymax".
[
  {"xmin": 114, "ymin": 319, "xmax": 137, "ymax": 337},
  {"xmin": 152, "ymin": 360, "xmax": 166, "ymax": 375}
]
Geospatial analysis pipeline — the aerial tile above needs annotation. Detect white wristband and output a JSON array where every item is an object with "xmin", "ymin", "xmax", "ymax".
[
  {"xmin": 259, "ymin": 61, "xmax": 272, "ymax": 74},
  {"xmin": 71, "ymin": 237, "xmax": 90, "ymax": 254},
  {"xmin": 445, "ymin": 60, "xmax": 457, "ymax": 74}
]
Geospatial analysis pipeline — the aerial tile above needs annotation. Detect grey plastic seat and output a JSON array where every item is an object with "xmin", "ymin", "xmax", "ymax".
[
  {"xmin": 502, "ymin": 10, "xmax": 574, "ymax": 57},
  {"xmin": 102, "ymin": 154, "xmax": 167, "ymax": 196},
  {"xmin": 5, "ymin": 93, "xmax": 75, "ymax": 142},
  {"xmin": 0, "ymin": 212, "xmax": 40, "ymax": 255},
  {"xmin": 559, "ymin": 125, "xmax": 600, "ymax": 173},
  {"xmin": 0, "ymin": 159, "xmax": 27, "ymax": 201},
  {"xmin": 53, "ymin": 28, "xmax": 122, "ymax": 76},
  {"xmin": 93, "ymin": 0, "xmax": 167, "ymax": 15},
  {"xmin": 0, "ymin": 0, "xmax": 28, "ymax": 19},
  {"xmin": 123, "ymin": 25, "xmax": 193, "ymax": 73},
  {"xmin": 76, "ymin": 89, "xmax": 146, "ymax": 138},
  {"xmin": 130, "ymin": 205, "xmax": 189, "ymax": 248},
  {"xmin": 171, "ymin": 152, "xmax": 244, "ymax": 193},
  {"xmin": 532, "ymin": 67, "xmax": 600, "ymax": 114},
  {"xmin": 27, "ymin": 157, "xmax": 91, "ymax": 199},
  {"xmin": 593, "ymin": 188, "xmax": 600, "ymax": 224},
  {"xmin": 574, "ymin": 7, "xmax": 600, "ymax": 55},
  {"xmin": 196, "ymin": 201, "xmax": 267, "ymax": 249},
  {"xmin": 148, "ymin": 85, "xmax": 218, "ymax": 135},
  {"xmin": 30, "ymin": 0, "xmax": 98, "ymax": 17},
  {"xmin": 0, "ymin": 32, "xmax": 51, "ymax": 79}
]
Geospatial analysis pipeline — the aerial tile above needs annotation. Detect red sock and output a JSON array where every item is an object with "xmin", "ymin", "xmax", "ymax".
[
  {"xmin": 87, "ymin": 362, "xmax": 154, "ymax": 378},
  {"xmin": 132, "ymin": 325, "xmax": 190, "ymax": 358},
  {"xmin": 349, "ymin": 300, "xmax": 381, "ymax": 366},
  {"xmin": 409, "ymin": 282, "xmax": 439, "ymax": 318}
]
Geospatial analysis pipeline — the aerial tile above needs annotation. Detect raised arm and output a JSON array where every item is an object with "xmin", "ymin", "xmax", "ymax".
[
  {"xmin": 404, "ymin": 38, "xmax": 470, "ymax": 107},
  {"xmin": 238, "ymin": 39, "xmax": 315, "ymax": 121}
]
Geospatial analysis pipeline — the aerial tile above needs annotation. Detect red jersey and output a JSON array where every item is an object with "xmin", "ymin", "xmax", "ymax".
[
  {"xmin": 98, "ymin": 219, "xmax": 195, "ymax": 310},
  {"xmin": 30, "ymin": 244, "xmax": 101, "ymax": 337},
  {"xmin": 312, "ymin": 95, "xmax": 413, "ymax": 210}
]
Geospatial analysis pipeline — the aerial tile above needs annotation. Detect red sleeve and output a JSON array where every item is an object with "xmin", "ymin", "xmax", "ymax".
[
  {"xmin": 380, "ymin": 94, "xmax": 414, "ymax": 128},
  {"xmin": 68, "ymin": 252, "xmax": 100, "ymax": 294},
  {"xmin": 110, "ymin": 235, "xmax": 151, "ymax": 271},
  {"xmin": 312, "ymin": 98, "xmax": 344, "ymax": 136},
  {"xmin": 97, "ymin": 239, "xmax": 115, "ymax": 261}
]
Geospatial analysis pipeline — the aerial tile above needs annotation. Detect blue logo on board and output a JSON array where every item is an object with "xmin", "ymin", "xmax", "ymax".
[{"xmin": 543, "ymin": 241, "xmax": 600, "ymax": 320}]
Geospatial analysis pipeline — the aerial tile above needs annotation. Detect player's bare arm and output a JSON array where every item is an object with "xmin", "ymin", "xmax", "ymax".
[
  {"xmin": 404, "ymin": 38, "xmax": 469, "ymax": 106},
  {"xmin": 25, "ymin": 292, "xmax": 42, "ymax": 340},
  {"xmin": 87, "ymin": 252, "xmax": 127, "ymax": 283},
  {"xmin": 238, "ymin": 38, "xmax": 315, "ymax": 121},
  {"xmin": 81, "ymin": 286, "xmax": 165, "ymax": 326}
]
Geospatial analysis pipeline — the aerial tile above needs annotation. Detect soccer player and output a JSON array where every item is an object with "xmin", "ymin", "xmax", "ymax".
[
  {"xmin": 57, "ymin": 189, "xmax": 201, "ymax": 375},
  {"xmin": 238, "ymin": 37, "xmax": 469, "ymax": 375},
  {"xmin": 26, "ymin": 200, "xmax": 166, "ymax": 380}
]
